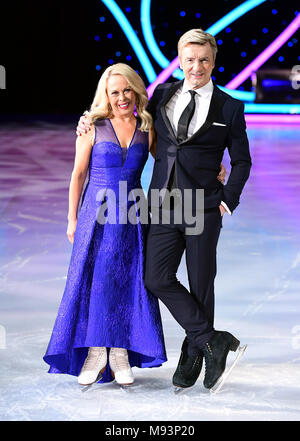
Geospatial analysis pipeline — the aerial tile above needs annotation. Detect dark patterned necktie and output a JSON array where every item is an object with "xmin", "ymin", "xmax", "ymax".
[{"xmin": 177, "ymin": 90, "xmax": 197, "ymax": 143}]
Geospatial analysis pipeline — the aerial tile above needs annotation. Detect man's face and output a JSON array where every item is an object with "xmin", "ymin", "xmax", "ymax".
[{"xmin": 179, "ymin": 42, "xmax": 215, "ymax": 90}]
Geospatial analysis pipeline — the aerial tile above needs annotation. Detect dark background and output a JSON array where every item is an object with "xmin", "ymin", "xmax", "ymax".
[{"xmin": 0, "ymin": 0, "xmax": 299, "ymax": 119}]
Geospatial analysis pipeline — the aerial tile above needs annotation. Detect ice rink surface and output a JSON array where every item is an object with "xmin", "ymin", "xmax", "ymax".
[{"xmin": 0, "ymin": 121, "xmax": 299, "ymax": 421}]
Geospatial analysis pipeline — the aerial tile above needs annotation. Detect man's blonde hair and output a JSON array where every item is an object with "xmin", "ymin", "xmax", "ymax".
[{"xmin": 178, "ymin": 29, "xmax": 218, "ymax": 61}]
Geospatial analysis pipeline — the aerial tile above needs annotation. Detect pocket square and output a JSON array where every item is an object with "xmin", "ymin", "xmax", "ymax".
[{"xmin": 212, "ymin": 122, "xmax": 227, "ymax": 126}]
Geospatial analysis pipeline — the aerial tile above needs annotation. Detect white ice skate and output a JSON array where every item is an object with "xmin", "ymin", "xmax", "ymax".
[
  {"xmin": 109, "ymin": 347, "xmax": 134, "ymax": 387},
  {"xmin": 78, "ymin": 346, "xmax": 107, "ymax": 390}
]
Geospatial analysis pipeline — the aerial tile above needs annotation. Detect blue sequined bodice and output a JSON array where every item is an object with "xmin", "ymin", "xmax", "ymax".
[{"xmin": 87, "ymin": 118, "xmax": 149, "ymax": 190}]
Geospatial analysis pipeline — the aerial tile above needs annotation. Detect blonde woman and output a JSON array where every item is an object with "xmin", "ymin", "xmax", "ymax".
[{"xmin": 43, "ymin": 63, "xmax": 167, "ymax": 388}]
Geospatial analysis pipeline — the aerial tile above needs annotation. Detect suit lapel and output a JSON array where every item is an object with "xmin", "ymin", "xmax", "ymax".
[
  {"xmin": 179, "ymin": 83, "xmax": 227, "ymax": 145},
  {"xmin": 159, "ymin": 80, "xmax": 183, "ymax": 144}
]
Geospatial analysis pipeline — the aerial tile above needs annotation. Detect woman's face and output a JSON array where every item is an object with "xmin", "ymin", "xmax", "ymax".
[{"xmin": 106, "ymin": 74, "xmax": 136, "ymax": 118}]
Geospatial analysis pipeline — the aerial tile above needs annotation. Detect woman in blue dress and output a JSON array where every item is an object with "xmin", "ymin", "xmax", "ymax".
[{"xmin": 43, "ymin": 63, "xmax": 167, "ymax": 387}]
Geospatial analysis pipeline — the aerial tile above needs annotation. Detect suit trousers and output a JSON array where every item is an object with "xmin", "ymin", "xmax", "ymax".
[{"xmin": 144, "ymin": 206, "xmax": 223, "ymax": 353}]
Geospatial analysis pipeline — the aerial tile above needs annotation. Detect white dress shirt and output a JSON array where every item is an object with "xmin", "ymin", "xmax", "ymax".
[{"xmin": 165, "ymin": 78, "xmax": 231, "ymax": 215}]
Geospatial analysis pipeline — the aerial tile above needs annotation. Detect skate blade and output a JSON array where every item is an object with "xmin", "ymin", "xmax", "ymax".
[
  {"xmin": 210, "ymin": 344, "xmax": 247, "ymax": 395},
  {"xmin": 120, "ymin": 384, "xmax": 134, "ymax": 392},
  {"xmin": 173, "ymin": 385, "xmax": 195, "ymax": 395},
  {"xmin": 112, "ymin": 379, "xmax": 134, "ymax": 391},
  {"xmin": 80, "ymin": 372, "xmax": 103, "ymax": 393}
]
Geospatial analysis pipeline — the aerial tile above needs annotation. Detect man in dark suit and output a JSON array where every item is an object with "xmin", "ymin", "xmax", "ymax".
[
  {"xmin": 76, "ymin": 28, "xmax": 252, "ymax": 391},
  {"xmin": 144, "ymin": 28, "xmax": 252, "ymax": 390}
]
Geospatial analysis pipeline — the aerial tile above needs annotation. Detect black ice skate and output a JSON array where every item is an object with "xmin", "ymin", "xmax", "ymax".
[
  {"xmin": 173, "ymin": 337, "xmax": 203, "ymax": 394},
  {"xmin": 202, "ymin": 330, "xmax": 247, "ymax": 394}
]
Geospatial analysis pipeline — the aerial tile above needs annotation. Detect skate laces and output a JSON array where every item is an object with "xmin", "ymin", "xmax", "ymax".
[
  {"xmin": 110, "ymin": 348, "xmax": 130, "ymax": 371},
  {"xmin": 204, "ymin": 343, "xmax": 213, "ymax": 375},
  {"xmin": 82, "ymin": 347, "xmax": 106, "ymax": 371}
]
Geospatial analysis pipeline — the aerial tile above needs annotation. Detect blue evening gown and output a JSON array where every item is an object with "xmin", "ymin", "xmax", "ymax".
[{"xmin": 43, "ymin": 118, "xmax": 167, "ymax": 383}]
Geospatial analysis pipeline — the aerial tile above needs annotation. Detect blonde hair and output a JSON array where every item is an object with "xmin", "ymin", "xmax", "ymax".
[
  {"xmin": 86, "ymin": 63, "xmax": 152, "ymax": 132},
  {"xmin": 178, "ymin": 29, "xmax": 218, "ymax": 61}
]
